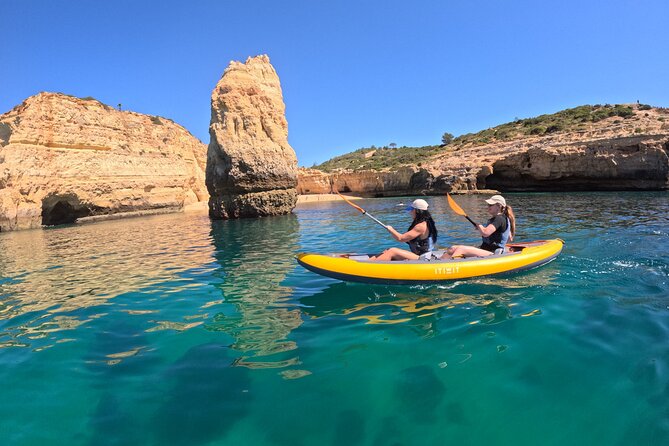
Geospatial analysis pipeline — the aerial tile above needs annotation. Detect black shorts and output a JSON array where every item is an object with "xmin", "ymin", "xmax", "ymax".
[{"xmin": 480, "ymin": 243, "xmax": 498, "ymax": 253}]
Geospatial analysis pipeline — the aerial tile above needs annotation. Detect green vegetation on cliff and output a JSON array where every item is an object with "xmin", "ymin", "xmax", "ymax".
[
  {"xmin": 452, "ymin": 104, "xmax": 638, "ymax": 147},
  {"xmin": 316, "ymin": 145, "xmax": 442, "ymax": 172},
  {"xmin": 315, "ymin": 103, "xmax": 657, "ymax": 172}
]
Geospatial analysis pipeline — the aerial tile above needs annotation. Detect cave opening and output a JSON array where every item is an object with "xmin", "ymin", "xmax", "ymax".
[{"xmin": 41, "ymin": 194, "xmax": 92, "ymax": 226}]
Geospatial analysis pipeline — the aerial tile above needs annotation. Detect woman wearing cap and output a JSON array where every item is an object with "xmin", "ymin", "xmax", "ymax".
[
  {"xmin": 441, "ymin": 195, "xmax": 516, "ymax": 259},
  {"xmin": 371, "ymin": 199, "xmax": 438, "ymax": 261}
]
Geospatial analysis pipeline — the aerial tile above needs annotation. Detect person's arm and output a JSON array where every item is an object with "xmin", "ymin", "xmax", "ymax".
[
  {"xmin": 386, "ymin": 222, "xmax": 426, "ymax": 242},
  {"xmin": 478, "ymin": 223, "xmax": 497, "ymax": 237},
  {"xmin": 477, "ymin": 216, "xmax": 503, "ymax": 237}
]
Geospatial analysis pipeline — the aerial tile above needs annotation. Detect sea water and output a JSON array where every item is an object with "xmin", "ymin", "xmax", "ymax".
[{"xmin": 0, "ymin": 192, "xmax": 668, "ymax": 445}]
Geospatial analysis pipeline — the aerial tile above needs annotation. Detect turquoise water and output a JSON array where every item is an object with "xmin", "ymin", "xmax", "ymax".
[{"xmin": 1, "ymin": 192, "xmax": 668, "ymax": 445}]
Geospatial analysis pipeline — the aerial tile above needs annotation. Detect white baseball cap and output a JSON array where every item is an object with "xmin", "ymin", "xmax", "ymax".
[
  {"xmin": 485, "ymin": 195, "xmax": 506, "ymax": 207},
  {"xmin": 407, "ymin": 199, "xmax": 429, "ymax": 211}
]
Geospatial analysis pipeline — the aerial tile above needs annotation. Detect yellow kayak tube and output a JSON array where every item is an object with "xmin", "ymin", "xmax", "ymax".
[{"xmin": 297, "ymin": 239, "xmax": 563, "ymax": 285}]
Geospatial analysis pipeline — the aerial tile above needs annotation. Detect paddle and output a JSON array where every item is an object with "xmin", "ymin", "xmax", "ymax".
[
  {"xmin": 446, "ymin": 193, "xmax": 479, "ymax": 228},
  {"xmin": 335, "ymin": 191, "xmax": 388, "ymax": 229}
]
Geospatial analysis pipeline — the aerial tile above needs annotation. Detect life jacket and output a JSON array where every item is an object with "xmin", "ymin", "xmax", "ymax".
[
  {"xmin": 481, "ymin": 216, "xmax": 511, "ymax": 252},
  {"xmin": 407, "ymin": 233, "xmax": 434, "ymax": 255}
]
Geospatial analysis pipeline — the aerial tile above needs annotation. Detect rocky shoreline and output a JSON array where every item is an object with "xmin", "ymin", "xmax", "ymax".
[
  {"xmin": 295, "ymin": 190, "xmax": 497, "ymax": 204},
  {"xmin": 296, "ymin": 120, "xmax": 669, "ymax": 197},
  {"xmin": 296, "ymin": 194, "xmax": 361, "ymax": 204}
]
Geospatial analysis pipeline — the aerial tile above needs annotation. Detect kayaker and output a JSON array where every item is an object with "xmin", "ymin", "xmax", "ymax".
[
  {"xmin": 440, "ymin": 195, "xmax": 515, "ymax": 259},
  {"xmin": 370, "ymin": 199, "xmax": 438, "ymax": 261}
]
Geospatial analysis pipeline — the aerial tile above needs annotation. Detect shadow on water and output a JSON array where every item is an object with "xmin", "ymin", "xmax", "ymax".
[
  {"xmin": 331, "ymin": 409, "xmax": 366, "ymax": 445},
  {"xmin": 84, "ymin": 318, "xmax": 161, "ymax": 382},
  {"xmin": 394, "ymin": 365, "xmax": 446, "ymax": 424},
  {"xmin": 87, "ymin": 393, "xmax": 145, "ymax": 446},
  {"xmin": 84, "ymin": 318, "xmax": 162, "ymax": 445},
  {"xmin": 151, "ymin": 343, "xmax": 252, "ymax": 446},
  {"xmin": 204, "ymin": 215, "xmax": 302, "ymax": 369}
]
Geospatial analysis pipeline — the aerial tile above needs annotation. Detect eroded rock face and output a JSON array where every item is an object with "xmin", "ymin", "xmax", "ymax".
[
  {"xmin": 299, "ymin": 134, "xmax": 669, "ymax": 195},
  {"xmin": 207, "ymin": 55, "xmax": 297, "ymax": 218},
  {"xmin": 431, "ymin": 109, "xmax": 669, "ymax": 192},
  {"xmin": 486, "ymin": 136, "xmax": 669, "ymax": 191},
  {"xmin": 296, "ymin": 168, "xmax": 332, "ymax": 195},
  {"xmin": 296, "ymin": 167, "xmax": 470, "ymax": 197},
  {"xmin": 0, "ymin": 92, "xmax": 208, "ymax": 231},
  {"xmin": 298, "ymin": 167, "xmax": 460, "ymax": 197},
  {"xmin": 301, "ymin": 105, "xmax": 669, "ymax": 196}
]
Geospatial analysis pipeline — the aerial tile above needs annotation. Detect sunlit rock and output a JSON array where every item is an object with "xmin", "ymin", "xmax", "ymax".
[
  {"xmin": 206, "ymin": 55, "xmax": 298, "ymax": 218},
  {"xmin": 0, "ymin": 92, "xmax": 207, "ymax": 231}
]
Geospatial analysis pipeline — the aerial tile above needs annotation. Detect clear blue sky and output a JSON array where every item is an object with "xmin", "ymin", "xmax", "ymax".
[{"xmin": 2, "ymin": 0, "xmax": 668, "ymax": 166}]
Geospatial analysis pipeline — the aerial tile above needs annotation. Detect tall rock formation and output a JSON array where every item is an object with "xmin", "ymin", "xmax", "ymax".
[
  {"xmin": 206, "ymin": 55, "xmax": 298, "ymax": 218},
  {"xmin": 0, "ymin": 92, "xmax": 208, "ymax": 231}
]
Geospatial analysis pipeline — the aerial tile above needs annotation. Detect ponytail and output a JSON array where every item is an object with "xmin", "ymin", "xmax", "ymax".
[{"xmin": 503, "ymin": 205, "xmax": 516, "ymax": 241}]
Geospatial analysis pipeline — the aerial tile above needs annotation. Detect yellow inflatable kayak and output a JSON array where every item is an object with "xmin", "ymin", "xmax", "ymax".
[{"xmin": 297, "ymin": 239, "xmax": 563, "ymax": 285}]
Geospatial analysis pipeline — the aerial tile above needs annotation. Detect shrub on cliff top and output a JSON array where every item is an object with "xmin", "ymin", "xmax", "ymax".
[
  {"xmin": 613, "ymin": 105, "xmax": 635, "ymax": 118},
  {"xmin": 441, "ymin": 132, "xmax": 454, "ymax": 145},
  {"xmin": 315, "ymin": 145, "xmax": 443, "ymax": 172}
]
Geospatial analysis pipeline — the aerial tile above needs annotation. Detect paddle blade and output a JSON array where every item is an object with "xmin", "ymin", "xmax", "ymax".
[
  {"xmin": 446, "ymin": 193, "xmax": 467, "ymax": 216},
  {"xmin": 336, "ymin": 191, "xmax": 365, "ymax": 214}
]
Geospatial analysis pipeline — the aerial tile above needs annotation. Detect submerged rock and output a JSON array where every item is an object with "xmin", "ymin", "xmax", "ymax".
[
  {"xmin": 395, "ymin": 365, "xmax": 446, "ymax": 423},
  {"xmin": 0, "ymin": 92, "xmax": 208, "ymax": 231},
  {"xmin": 207, "ymin": 55, "xmax": 298, "ymax": 218}
]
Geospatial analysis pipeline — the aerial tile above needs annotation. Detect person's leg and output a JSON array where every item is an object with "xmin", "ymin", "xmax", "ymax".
[
  {"xmin": 451, "ymin": 245, "xmax": 492, "ymax": 258},
  {"xmin": 372, "ymin": 247, "xmax": 419, "ymax": 261},
  {"xmin": 440, "ymin": 245, "xmax": 460, "ymax": 259},
  {"xmin": 441, "ymin": 245, "xmax": 492, "ymax": 259}
]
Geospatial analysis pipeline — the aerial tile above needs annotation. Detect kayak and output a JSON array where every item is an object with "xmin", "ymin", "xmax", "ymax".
[{"xmin": 297, "ymin": 239, "xmax": 563, "ymax": 285}]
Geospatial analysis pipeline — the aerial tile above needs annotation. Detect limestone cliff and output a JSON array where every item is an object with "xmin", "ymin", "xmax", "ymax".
[
  {"xmin": 0, "ymin": 92, "xmax": 208, "ymax": 231},
  {"xmin": 484, "ymin": 135, "xmax": 669, "ymax": 191},
  {"xmin": 297, "ymin": 166, "xmax": 457, "ymax": 196},
  {"xmin": 300, "ymin": 104, "xmax": 669, "ymax": 195},
  {"xmin": 430, "ymin": 105, "xmax": 669, "ymax": 191},
  {"xmin": 207, "ymin": 55, "xmax": 297, "ymax": 218}
]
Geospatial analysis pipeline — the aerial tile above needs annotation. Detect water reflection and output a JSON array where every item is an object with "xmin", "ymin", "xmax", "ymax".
[
  {"xmin": 205, "ymin": 215, "xmax": 302, "ymax": 369},
  {"xmin": 0, "ymin": 212, "xmax": 217, "ymax": 349},
  {"xmin": 298, "ymin": 265, "xmax": 559, "ymax": 333}
]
